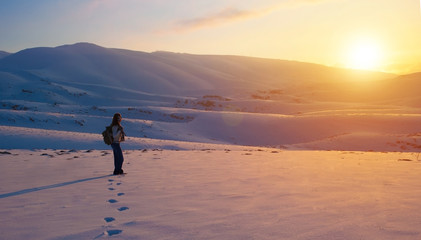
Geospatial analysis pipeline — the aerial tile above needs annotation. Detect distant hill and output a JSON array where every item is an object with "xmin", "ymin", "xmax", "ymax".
[
  {"xmin": 0, "ymin": 51, "xmax": 10, "ymax": 59},
  {"xmin": 2, "ymin": 43, "xmax": 421, "ymax": 151},
  {"xmin": 377, "ymin": 72, "xmax": 421, "ymax": 107},
  {"xmin": 0, "ymin": 42, "xmax": 396, "ymax": 101}
]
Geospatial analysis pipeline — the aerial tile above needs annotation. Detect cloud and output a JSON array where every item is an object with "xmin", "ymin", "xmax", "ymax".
[
  {"xmin": 284, "ymin": 0, "xmax": 335, "ymax": 8},
  {"xmin": 173, "ymin": 6, "xmax": 276, "ymax": 32},
  {"xmin": 171, "ymin": 0, "xmax": 335, "ymax": 32}
]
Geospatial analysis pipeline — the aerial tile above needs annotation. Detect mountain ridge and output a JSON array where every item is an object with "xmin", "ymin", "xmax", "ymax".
[
  {"xmin": 0, "ymin": 50, "xmax": 11, "ymax": 59},
  {"xmin": 0, "ymin": 42, "xmax": 398, "ymax": 98},
  {"xmin": 2, "ymin": 43, "xmax": 421, "ymax": 151}
]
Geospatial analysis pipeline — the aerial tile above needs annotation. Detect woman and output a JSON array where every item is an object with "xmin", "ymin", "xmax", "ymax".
[{"xmin": 110, "ymin": 113, "xmax": 126, "ymax": 175}]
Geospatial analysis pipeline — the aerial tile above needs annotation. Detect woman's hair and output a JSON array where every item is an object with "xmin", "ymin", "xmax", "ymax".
[{"xmin": 111, "ymin": 113, "xmax": 122, "ymax": 126}]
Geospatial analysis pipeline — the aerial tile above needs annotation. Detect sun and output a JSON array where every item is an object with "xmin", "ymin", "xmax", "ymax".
[{"xmin": 346, "ymin": 39, "xmax": 381, "ymax": 71}]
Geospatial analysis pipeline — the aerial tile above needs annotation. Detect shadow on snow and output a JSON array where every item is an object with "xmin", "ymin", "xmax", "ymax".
[{"xmin": 0, "ymin": 175, "xmax": 112, "ymax": 199}]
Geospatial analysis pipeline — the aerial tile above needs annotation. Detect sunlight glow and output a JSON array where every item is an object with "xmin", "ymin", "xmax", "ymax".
[{"xmin": 346, "ymin": 39, "xmax": 382, "ymax": 71}]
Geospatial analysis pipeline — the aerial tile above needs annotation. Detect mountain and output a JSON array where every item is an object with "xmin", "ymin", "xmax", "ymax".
[
  {"xmin": 2, "ymin": 42, "xmax": 421, "ymax": 151},
  {"xmin": 0, "ymin": 51, "xmax": 10, "ymax": 59},
  {"xmin": 0, "ymin": 42, "xmax": 395, "ymax": 100}
]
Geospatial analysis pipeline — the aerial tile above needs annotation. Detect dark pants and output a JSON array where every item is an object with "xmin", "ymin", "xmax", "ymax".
[{"xmin": 111, "ymin": 142, "xmax": 124, "ymax": 174}]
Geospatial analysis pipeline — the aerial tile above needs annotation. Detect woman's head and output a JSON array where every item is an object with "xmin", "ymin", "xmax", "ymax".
[{"xmin": 111, "ymin": 113, "xmax": 122, "ymax": 126}]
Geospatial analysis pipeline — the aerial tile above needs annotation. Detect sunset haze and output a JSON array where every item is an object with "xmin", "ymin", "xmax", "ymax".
[{"xmin": 1, "ymin": 0, "xmax": 420, "ymax": 74}]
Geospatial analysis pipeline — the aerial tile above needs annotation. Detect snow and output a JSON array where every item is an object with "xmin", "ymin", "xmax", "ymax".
[
  {"xmin": 1, "ymin": 149, "xmax": 421, "ymax": 239},
  {"xmin": 1, "ymin": 42, "xmax": 421, "ymax": 239},
  {"xmin": 2, "ymin": 42, "xmax": 420, "ymax": 152}
]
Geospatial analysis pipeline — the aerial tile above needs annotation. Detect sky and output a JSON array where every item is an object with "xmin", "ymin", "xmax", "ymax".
[{"xmin": 0, "ymin": 0, "xmax": 421, "ymax": 74}]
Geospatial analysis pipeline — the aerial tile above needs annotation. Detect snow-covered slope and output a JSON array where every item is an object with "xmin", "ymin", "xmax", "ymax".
[
  {"xmin": 0, "ymin": 50, "xmax": 10, "ymax": 59},
  {"xmin": 1, "ymin": 42, "xmax": 421, "ymax": 151},
  {"xmin": 0, "ymin": 42, "xmax": 395, "ymax": 97},
  {"xmin": 3, "ymin": 43, "xmax": 421, "ymax": 240}
]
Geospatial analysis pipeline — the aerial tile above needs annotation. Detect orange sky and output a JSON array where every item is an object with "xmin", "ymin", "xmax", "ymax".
[{"xmin": 1, "ymin": 0, "xmax": 421, "ymax": 74}]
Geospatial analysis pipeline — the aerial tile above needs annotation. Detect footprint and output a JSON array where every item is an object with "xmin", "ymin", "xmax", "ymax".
[
  {"xmin": 104, "ymin": 217, "xmax": 115, "ymax": 223},
  {"xmin": 101, "ymin": 180, "xmax": 128, "ymax": 236},
  {"xmin": 106, "ymin": 229, "xmax": 122, "ymax": 236},
  {"xmin": 94, "ymin": 229, "xmax": 123, "ymax": 239},
  {"xmin": 118, "ymin": 206, "xmax": 129, "ymax": 212}
]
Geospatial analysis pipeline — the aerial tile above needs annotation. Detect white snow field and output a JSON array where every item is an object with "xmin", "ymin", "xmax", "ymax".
[
  {"xmin": 1, "ymin": 149, "xmax": 421, "ymax": 240},
  {"xmin": 1, "ymin": 43, "xmax": 421, "ymax": 239}
]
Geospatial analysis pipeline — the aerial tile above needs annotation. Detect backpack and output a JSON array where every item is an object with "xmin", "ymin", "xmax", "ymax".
[{"xmin": 102, "ymin": 126, "xmax": 113, "ymax": 145}]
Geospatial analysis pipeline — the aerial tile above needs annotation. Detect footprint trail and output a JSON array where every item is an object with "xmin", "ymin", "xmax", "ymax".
[{"xmin": 98, "ymin": 178, "xmax": 128, "ymax": 237}]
